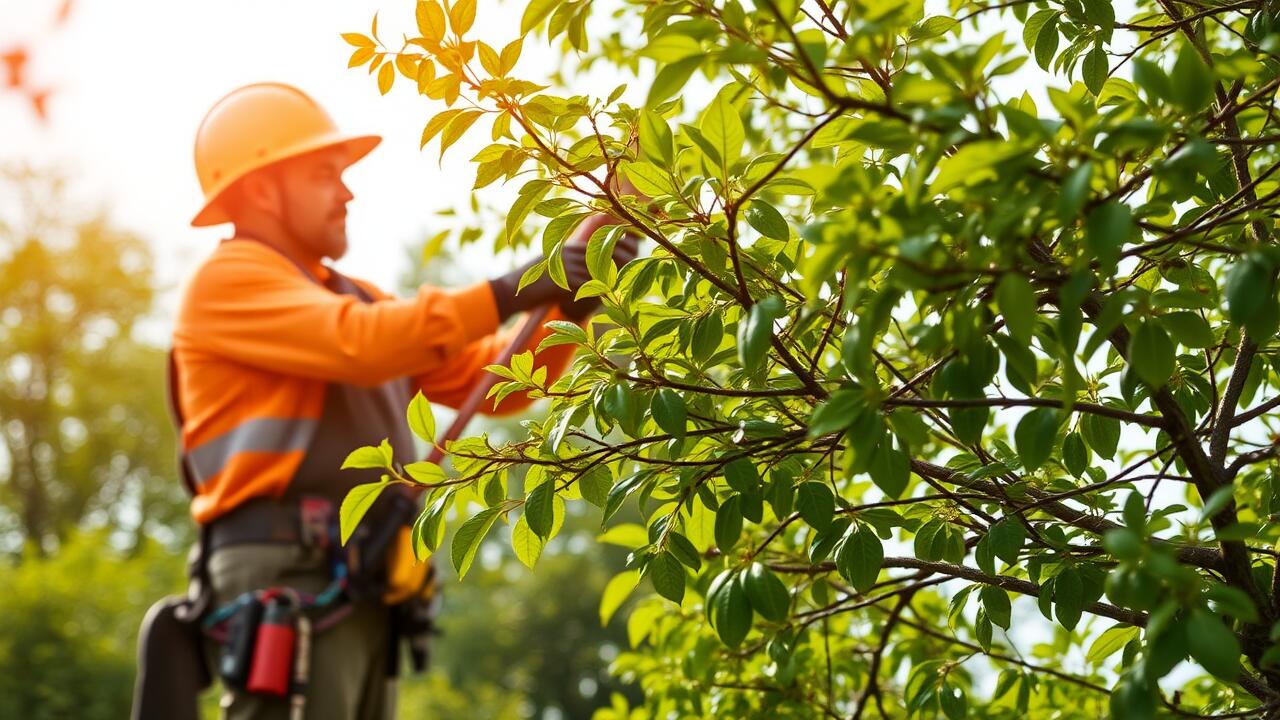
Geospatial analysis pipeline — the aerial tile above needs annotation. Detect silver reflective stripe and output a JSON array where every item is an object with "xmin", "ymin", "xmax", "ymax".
[{"xmin": 186, "ymin": 417, "xmax": 319, "ymax": 486}]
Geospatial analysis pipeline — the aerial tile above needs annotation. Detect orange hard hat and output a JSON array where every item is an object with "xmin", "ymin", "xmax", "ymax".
[{"xmin": 191, "ymin": 82, "xmax": 380, "ymax": 227}]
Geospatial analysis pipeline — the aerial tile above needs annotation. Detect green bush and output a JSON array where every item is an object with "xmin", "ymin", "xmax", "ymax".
[{"xmin": 0, "ymin": 530, "xmax": 184, "ymax": 720}]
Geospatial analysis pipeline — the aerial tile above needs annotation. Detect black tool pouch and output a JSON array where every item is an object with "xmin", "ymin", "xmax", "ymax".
[{"xmin": 218, "ymin": 595, "xmax": 265, "ymax": 690}]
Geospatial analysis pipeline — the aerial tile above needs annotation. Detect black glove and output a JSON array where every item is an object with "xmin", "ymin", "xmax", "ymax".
[{"xmin": 489, "ymin": 233, "xmax": 640, "ymax": 322}]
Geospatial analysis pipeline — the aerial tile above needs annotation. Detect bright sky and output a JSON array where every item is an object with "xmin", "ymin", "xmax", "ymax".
[{"xmin": 0, "ymin": 0, "xmax": 617, "ymax": 338}]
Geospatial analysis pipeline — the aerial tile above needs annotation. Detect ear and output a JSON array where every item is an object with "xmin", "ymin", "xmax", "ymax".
[{"xmin": 239, "ymin": 171, "xmax": 283, "ymax": 215}]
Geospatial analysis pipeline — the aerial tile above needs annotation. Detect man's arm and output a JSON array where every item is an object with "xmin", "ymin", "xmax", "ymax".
[
  {"xmin": 412, "ymin": 307, "xmax": 579, "ymax": 415},
  {"xmin": 174, "ymin": 241, "xmax": 500, "ymax": 387}
]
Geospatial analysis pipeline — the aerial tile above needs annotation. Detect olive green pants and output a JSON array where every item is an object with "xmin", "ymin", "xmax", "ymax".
[{"xmin": 204, "ymin": 544, "xmax": 391, "ymax": 720}]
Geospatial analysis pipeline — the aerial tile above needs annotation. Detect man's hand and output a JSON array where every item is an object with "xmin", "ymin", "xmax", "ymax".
[
  {"xmin": 488, "ymin": 229, "xmax": 640, "ymax": 323},
  {"xmin": 558, "ymin": 232, "xmax": 640, "ymax": 320}
]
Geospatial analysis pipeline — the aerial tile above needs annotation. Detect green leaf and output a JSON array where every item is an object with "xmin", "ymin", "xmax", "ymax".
[
  {"xmin": 723, "ymin": 458, "xmax": 760, "ymax": 494},
  {"xmin": 580, "ymin": 466, "xmax": 613, "ymax": 508},
  {"xmin": 996, "ymin": 274, "xmax": 1036, "ymax": 344},
  {"xmin": 1015, "ymin": 407, "xmax": 1059, "ymax": 471},
  {"xmin": 1170, "ymin": 42, "xmax": 1213, "ymax": 112},
  {"xmin": 1087, "ymin": 625, "xmax": 1139, "ymax": 665},
  {"xmin": 691, "ymin": 313, "xmax": 724, "ymax": 362},
  {"xmin": 914, "ymin": 519, "xmax": 944, "ymax": 561},
  {"xmin": 1057, "ymin": 161, "xmax": 1093, "ymax": 219},
  {"xmin": 1082, "ymin": 44, "xmax": 1107, "ymax": 96},
  {"xmin": 1187, "ymin": 608, "xmax": 1241, "ymax": 680},
  {"xmin": 1130, "ymin": 320, "xmax": 1175, "ymax": 389},
  {"xmin": 939, "ymin": 683, "xmax": 967, "ymax": 720},
  {"xmin": 715, "ymin": 494, "xmax": 744, "ymax": 552},
  {"xmin": 451, "ymin": 505, "xmax": 505, "ymax": 580},
  {"xmin": 980, "ymin": 586, "xmax": 1012, "ymax": 630},
  {"xmin": 807, "ymin": 389, "xmax": 864, "ymax": 437},
  {"xmin": 1161, "ymin": 311, "xmax": 1214, "ymax": 349},
  {"xmin": 339, "ymin": 481, "xmax": 390, "ymax": 545},
  {"xmin": 743, "ymin": 562, "xmax": 790, "ymax": 622},
  {"xmin": 525, "ymin": 479, "xmax": 556, "ymax": 538},
  {"xmin": 745, "ymin": 201, "xmax": 789, "ymax": 240},
  {"xmin": 700, "ymin": 89, "xmax": 745, "ymax": 174},
  {"xmin": 909, "ymin": 16, "xmax": 957, "ymax": 41},
  {"xmin": 1054, "ymin": 567, "xmax": 1084, "ymax": 631},
  {"xmin": 1226, "ymin": 253, "xmax": 1277, "ymax": 339},
  {"xmin": 650, "ymin": 551, "xmax": 685, "ymax": 604},
  {"xmin": 1111, "ymin": 675, "xmax": 1156, "ymax": 720},
  {"xmin": 521, "ymin": 0, "xmax": 563, "ymax": 34},
  {"xmin": 648, "ymin": 56, "xmax": 701, "ymax": 106},
  {"xmin": 599, "ymin": 570, "xmax": 640, "ymax": 625},
  {"xmin": 1081, "ymin": 412, "xmax": 1120, "ymax": 460},
  {"xmin": 666, "ymin": 531, "xmax": 702, "ymax": 571},
  {"xmin": 796, "ymin": 481, "xmax": 835, "ymax": 531},
  {"xmin": 651, "ymin": 389, "xmax": 687, "ymax": 439},
  {"xmin": 867, "ymin": 441, "xmax": 910, "ymax": 499},
  {"xmin": 405, "ymin": 391, "xmax": 436, "ymax": 444},
  {"xmin": 988, "ymin": 518, "xmax": 1026, "ymax": 565},
  {"xmin": 1022, "ymin": 10, "xmax": 1056, "ymax": 53},
  {"xmin": 622, "ymin": 161, "xmax": 677, "ymax": 198},
  {"xmin": 710, "ymin": 573, "xmax": 752, "ymax": 647},
  {"xmin": 1080, "ymin": 0, "xmax": 1115, "ymax": 33},
  {"xmin": 738, "ymin": 295, "xmax": 784, "ymax": 373},
  {"xmin": 837, "ymin": 524, "xmax": 884, "ymax": 593},
  {"xmin": 1063, "ymin": 431, "xmax": 1089, "ymax": 477},
  {"xmin": 1199, "ymin": 485, "xmax": 1236, "ymax": 523},
  {"xmin": 1085, "ymin": 201, "xmax": 1131, "ymax": 271},
  {"xmin": 1034, "ymin": 15, "xmax": 1060, "ymax": 71},
  {"xmin": 639, "ymin": 109, "xmax": 674, "ymax": 166}
]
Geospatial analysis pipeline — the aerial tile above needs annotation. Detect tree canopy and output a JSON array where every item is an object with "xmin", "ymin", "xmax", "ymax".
[
  {"xmin": 0, "ymin": 167, "xmax": 186, "ymax": 554},
  {"xmin": 341, "ymin": 0, "xmax": 1280, "ymax": 716}
]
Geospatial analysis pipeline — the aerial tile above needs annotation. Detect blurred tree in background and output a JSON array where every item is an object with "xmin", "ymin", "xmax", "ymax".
[{"xmin": 0, "ymin": 166, "xmax": 187, "ymax": 554}]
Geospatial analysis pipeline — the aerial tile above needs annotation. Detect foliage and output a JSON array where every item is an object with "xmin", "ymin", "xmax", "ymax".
[
  {"xmin": 345, "ymin": 0, "xmax": 1280, "ymax": 716},
  {"xmin": 0, "ymin": 167, "xmax": 187, "ymax": 554},
  {"xmin": 0, "ymin": 530, "xmax": 184, "ymax": 720},
  {"xmin": 402, "ymin": 503, "xmax": 640, "ymax": 719}
]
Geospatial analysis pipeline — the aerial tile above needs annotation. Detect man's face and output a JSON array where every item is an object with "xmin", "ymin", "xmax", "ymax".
[{"xmin": 271, "ymin": 147, "xmax": 355, "ymax": 260}]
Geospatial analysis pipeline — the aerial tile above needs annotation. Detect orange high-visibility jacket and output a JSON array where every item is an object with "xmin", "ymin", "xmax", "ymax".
[{"xmin": 173, "ymin": 238, "xmax": 577, "ymax": 524}]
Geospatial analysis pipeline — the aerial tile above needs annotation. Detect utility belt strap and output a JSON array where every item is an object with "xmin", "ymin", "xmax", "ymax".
[{"xmin": 206, "ymin": 496, "xmax": 335, "ymax": 554}]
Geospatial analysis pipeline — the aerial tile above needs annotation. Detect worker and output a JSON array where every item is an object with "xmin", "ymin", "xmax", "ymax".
[{"xmin": 131, "ymin": 82, "xmax": 637, "ymax": 720}]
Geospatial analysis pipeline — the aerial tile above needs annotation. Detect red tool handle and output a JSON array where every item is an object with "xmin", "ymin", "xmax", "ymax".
[{"xmin": 424, "ymin": 305, "xmax": 553, "ymax": 465}]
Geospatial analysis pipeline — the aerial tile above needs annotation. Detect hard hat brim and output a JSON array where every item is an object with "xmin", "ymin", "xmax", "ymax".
[{"xmin": 190, "ymin": 133, "xmax": 381, "ymax": 228}]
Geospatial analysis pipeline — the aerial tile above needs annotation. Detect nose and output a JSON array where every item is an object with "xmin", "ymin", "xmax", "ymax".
[{"xmin": 338, "ymin": 178, "xmax": 354, "ymax": 204}]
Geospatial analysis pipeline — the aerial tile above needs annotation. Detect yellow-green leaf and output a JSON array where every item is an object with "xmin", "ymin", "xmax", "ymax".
[
  {"xmin": 699, "ymin": 90, "xmax": 745, "ymax": 174},
  {"xmin": 341, "ymin": 443, "xmax": 391, "ymax": 470},
  {"xmin": 511, "ymin": 513, "xmax": 545, "ymax": 568},
  {"xmin": 600, "ymin": 570, "xmax": 641, "ymax": 625},
  {"xmin": 404, "ymin": 461, "xmax": 446, "ymax": 485},
  {"xmin": 406, "ymin": 391, "xmax": 436, "ymax": 443},
  {"xmin": 451, "ymin": 505, "xmax": 504, "ymax": 579},
  {"xmin": 339, "ymin": 481, "xmax": 389, "ymax": 545},
  {"xmin": 439, "ymin": 110, "xmax": 484, "ymax": 161}
]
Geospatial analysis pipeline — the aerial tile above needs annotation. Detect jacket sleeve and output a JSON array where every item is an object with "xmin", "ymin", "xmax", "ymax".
[
  {"xmin": 174, "ymin": 243, "xmax": 501, "ymax": 387},
  {"xmin": 413, "ymin": 307, "xmax": 580, "ymax": 416}
]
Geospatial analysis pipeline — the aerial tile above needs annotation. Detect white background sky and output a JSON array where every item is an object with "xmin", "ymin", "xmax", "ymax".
[{"xmin": 0, "ymin": 0, "xmax": 622, "ymax": 338}]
